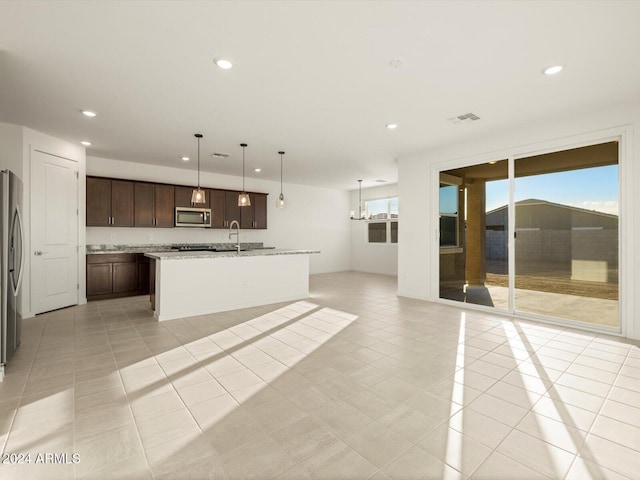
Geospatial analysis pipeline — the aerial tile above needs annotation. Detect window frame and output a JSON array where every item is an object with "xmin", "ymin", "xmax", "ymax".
[
  {"xmin": 366, "ymin": 219, "xmax": 398, "ymax": 244},
  {"xmin": 364, "ymin": 196, "xmax": 398, "ymax": 245},
  {"xmin": 439, "ymin": 182, "xmax": 460, "ymax": 250}
]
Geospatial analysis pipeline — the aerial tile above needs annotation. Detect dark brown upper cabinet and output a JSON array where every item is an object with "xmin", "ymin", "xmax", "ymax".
[
  {"xmin": 175, "ymin": 185, "xmax": 210, "ymax": 209},
  {"xmin": 86, "ymin": 177, "xmax": 134, "ymax": 226},
  {"xmin": 224, "ymin": 191, "xmax": 241, "ymax": 228},
  {"xmin": 135, "ymin": 183, "xmax": 174, "ymax": 227},
  {"xmin": 154, "ymin": 184, "xmax": 175, "ymax": 227},
  {"xmin": 86, "ymin": 177, "xmax": 111, "ymax": 226},
  {"xmin": 253, "ymin": 193, "xmax": 267, "ymax": 229},
  {"xmin": 240, "ymin": 195, "xmax": 254, "ymax": 229},
  {"xmin": 111, "ymin": 180, "xmax": 135, "ymax": 226},
  {"xmin": 209, "ymin": 189, "xmax": 226, "ymax": 228},
  {"xmin": 240, "ymin": 193, "xmax": 267, "ymax": 229},
  {"xmin": 87, "ymin": 176, "xmax": 266, "ymax": 230}
]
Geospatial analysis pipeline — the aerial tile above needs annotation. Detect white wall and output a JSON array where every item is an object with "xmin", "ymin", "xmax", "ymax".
[
  {"xmin": 398, "ymin": 101, "xmax": 640, "ymax": 339},
  {"xmin": 86, "ymin": 157, "xmax": 351, "ymax": 274},
  {"xmin": 0, "ymin": 123, "xmax": 86, "ymax": 318},
  {"xmin": 350, "ymin": 183, "xmax": 398, "ymax": 276},
  {"xmin": 0, "ymin": 124, "xmax": 24, "ymax": 178}
]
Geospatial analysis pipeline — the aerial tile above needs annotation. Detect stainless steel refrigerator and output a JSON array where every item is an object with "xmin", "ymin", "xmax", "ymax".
[{"xmin": 1, "ymin": 169, "xmax": 24, "ymax": 377}]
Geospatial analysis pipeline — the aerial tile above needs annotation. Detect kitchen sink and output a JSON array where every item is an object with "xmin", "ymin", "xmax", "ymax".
[
  {"xmin": 175, "ymin": 246, "xmax": 245, "ymax": 252},
  {"xmin": 173, "ymin": 245, "xmax": 275, "ymax": 253}
]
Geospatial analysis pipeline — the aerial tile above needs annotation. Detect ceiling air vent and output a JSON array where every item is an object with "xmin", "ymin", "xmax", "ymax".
[
  {"xmin": 449, "ymin": 112, "xmax": 480, "ymax": 124},
  {"xmin": 210, "ymin": 152, "xmax": 231, "ymax": 159}
]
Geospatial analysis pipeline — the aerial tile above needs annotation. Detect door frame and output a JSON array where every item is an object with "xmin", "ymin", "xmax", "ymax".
[
  {"xmin": 431, "ymin": 125, "xmax": 631, "ymax": 337},
  {"xmin": 30, "ymin": 148, "xmax": 82, "ymax": 314}
]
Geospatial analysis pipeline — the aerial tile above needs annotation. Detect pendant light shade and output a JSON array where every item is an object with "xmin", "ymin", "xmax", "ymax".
[
  {"xmin": 350, "ymin": 179, "xmax": 365, "ymax": 220},
  {"xmin": 238, "ymin": 143, "xmax": 251, "ymax": 207},
  {"xmin": 191, "ymin": 187, "xmax": 206, "ymax": 204},
  {"xmin": 277, "ymin": 151, "xmax": 286, "ymax": 208},
  {"xmin": 191, "ymin": 134, "xmax": 207, "ymax": 204}
]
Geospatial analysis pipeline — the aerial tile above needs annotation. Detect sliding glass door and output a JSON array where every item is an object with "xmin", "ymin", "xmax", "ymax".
[
  {"xmin": 514, "ymin": 143, "xmax": 619, "ymax": 327},
  {"xmin": 439, "ymin": 141, "xmax": 619, "ymax": 329},
  {"xmin": 439, "ymin": 160, "xmax": 509, "ymax": 310}
]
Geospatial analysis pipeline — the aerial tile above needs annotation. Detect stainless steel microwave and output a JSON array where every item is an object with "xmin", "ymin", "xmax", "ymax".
[{"xmin": 175, "ymin": 207, "xmax": 212, "ymax": 227}]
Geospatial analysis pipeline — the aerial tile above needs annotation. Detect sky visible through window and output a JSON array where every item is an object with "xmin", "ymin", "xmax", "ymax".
[
  {"xmin": 366, "ymin": 197, "xmax": 399, "ymax": 217},
  {"xmin": 439, "ymin": 185, "xmax": 458, "ymax": 215},
  {"xmin": 485, "ymin": 164, "xmax": 619, "ymax": 215}
]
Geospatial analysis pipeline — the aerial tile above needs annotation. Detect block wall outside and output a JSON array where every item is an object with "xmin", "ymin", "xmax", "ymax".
[{"xmin": 485, "ymin": 229, "xmax": 618, "ymax": 264}]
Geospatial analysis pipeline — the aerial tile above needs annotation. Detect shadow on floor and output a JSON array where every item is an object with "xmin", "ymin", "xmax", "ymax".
[{"xmin": 439, "ymin": 285, "xmax": 495, "ymax": 307}]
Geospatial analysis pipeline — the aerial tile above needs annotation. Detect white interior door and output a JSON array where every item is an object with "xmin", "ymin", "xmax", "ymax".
[{"xmin": 31, "ymin": 151, "xmax": 79, "ymax": 314}]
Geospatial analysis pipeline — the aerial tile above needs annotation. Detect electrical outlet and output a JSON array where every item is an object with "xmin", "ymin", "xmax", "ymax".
[
  {"xmin": 148, "ymin": 234, "xmax": 153, "ymax": 242},
  {"xmin": 110, "ymin": 233, "xmax": 115, "ymax": 242}
]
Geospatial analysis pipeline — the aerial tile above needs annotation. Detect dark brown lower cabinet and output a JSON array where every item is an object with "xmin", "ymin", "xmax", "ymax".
[
  {"xmin": 113, "ymin": 262, "xmax": 138, "ymax": 293},
  {"xmin": 86, "ymin": 263, "xmax": 112, "ymax": 296},
  {"xmin": 138, "ymin": 255, "xmax": 150, "ymax": 291},
  {"xmin": 87, "ymin": 253, "xmax": 150, "ymax": 300}
]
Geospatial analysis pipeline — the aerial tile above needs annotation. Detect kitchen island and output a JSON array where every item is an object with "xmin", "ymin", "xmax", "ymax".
[{"xmin": 145, "ymin": 249, "xmax": 319, "ymax": 321}]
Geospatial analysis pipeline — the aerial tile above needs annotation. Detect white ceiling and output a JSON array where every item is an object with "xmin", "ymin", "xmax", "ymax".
[{"xmin": 1, "ymin": 1, "xmax": 640, "ymax": 190}]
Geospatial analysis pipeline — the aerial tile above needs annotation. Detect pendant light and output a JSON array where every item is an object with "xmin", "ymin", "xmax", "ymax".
[
  {"xmin": 277, "ymin": 151, "xmax": 286, "ymax": 208},
  {"xmin": 191, "ymin": 133, "xmax": 206, "ymax": 204},
  {"xmin": 238, "ymin": 143, "xmax": 251, "ymax": 207},
  {"xmin": 350, "ymin": 179, "xmax": 365, "ymax": 220}
]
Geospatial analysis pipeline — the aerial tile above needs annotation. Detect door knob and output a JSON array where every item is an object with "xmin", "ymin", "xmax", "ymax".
[{"xmin": 34, "ymin": 251, "xmax": 45, "ymax": 256}]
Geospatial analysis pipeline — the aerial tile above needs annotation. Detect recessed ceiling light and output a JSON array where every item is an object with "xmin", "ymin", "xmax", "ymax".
[
  {"xmin": 389, "ymin": 58, "xmax": 405, "ymax": 68},
  {"xmin": 81, "ymin": 110, "xmax": 97, "ymax": 117},
  {"xmin": 386, "ymin": 123, "xmax": 398, "ymax": 129},
  {"xmin": 542, "ymin": 65, "xmax": 564, "ymax": 75},
  {"xmin": 254, "ymin": 168, "xmax": 262, "ymax": 173},
  {"xmin": 181, "ymin": 156, "xmax": 190, "ymax": 161},
  {"xmin": 375, "ymin": 179, "xmax": 387, "ymax": 183},
  {"xmin": 80, "ymin": 141, "xmax": 92, "ymax": 146},
  {"xmin": 214, "ymin": 57, "xmax": 233, "ymax": 70}
]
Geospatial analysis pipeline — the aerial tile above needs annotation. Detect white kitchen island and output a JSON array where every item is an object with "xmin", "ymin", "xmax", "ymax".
[{"xmin": 145, "ymin": 249, "xmax": 319, "ymax": 321}]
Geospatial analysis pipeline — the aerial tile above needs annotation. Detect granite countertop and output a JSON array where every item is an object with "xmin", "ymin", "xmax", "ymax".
[
  {"xmin": 145, "ymin": 249, "xmax": 320, "ymax": 260},
  {"xmin": 86, "ymin": 243, "xmax": 267, "ymax": 254}
]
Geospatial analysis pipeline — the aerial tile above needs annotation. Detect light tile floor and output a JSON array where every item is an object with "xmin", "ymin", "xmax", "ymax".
[{"xmin": 1, "ymin": 271, "xmax": 639, "ymax": 479}]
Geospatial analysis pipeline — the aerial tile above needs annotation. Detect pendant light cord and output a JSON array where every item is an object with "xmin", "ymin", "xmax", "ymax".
[
  {"xmin": 242, "ymin": 145, "xmax": 246, "ymax": 191},
  {"xmin": 358, "ymin": 179, "xmax": 363, "ymax": 218},
  {"xmin": 197, "ymin": 136, "xmax": 200, "ymax": 188},
  {"xmin": 280, "ymin": 152, "xmax": 283, "ymax": 195}
]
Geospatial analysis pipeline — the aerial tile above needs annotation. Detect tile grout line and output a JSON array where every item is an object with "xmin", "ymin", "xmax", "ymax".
[
  {"xmin": 561, "ymin": 335, "xmax": 636, "ymax": 480},
  {"xmin": 104, "ymin": 303, "xmax": 156, "ymax": 480},
  {"xmin": 2, "ymin": 314, "xmax": 43, "ymax": 457}
]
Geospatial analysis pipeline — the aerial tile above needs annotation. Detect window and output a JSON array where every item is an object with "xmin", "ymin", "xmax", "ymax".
[
  {"xmin": 367, "ymin": 221, "xmax": 398, "ymax": 243},
  {"xmin": 439, "ymin": 183, "xmax": 458, "ymax": 247},
  {"xmin": 368, "ymin": 222, "xmax": 387, "ymax": 243},
  {"xmin": 365, "ymin": 197, "xmax": 398, "ymax": 244},
  {"xmin": 390, "ymin": 221, "xmax": 398, "ymax": 243},
  {"xmin": 365, "ymin": 197, "xmax": 398, "ymax": 219}
]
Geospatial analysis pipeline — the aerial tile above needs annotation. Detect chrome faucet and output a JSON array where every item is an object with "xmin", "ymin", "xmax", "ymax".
[{"xmin": 229, "ymin": 220, "xmax": 241, "ymax": 253}]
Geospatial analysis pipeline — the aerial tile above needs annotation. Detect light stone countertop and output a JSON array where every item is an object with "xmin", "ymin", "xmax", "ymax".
[
  {"xmin": 86, "ymin": 243, "xmax": 265, "ymax": 254},
  {"xmin": 145, "ymin": 249, "xmax": 320, "ymax": 260}
]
